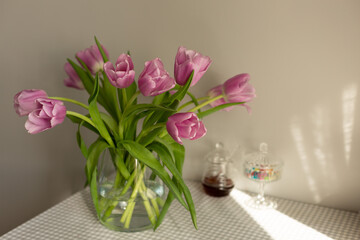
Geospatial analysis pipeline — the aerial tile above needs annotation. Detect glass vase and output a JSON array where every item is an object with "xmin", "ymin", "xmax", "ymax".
[{"xmin": 96, "ymin": 149, "xmax": 166, "ymax": 232}]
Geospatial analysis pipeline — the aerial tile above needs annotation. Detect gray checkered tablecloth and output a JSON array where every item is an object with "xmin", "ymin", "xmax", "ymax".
[{"xmin": 1, "ymin": 181, "xmax": 359, "ymax": 240}]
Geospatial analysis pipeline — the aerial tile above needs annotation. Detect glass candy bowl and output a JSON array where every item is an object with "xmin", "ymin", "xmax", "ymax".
[{"xmin": 243, "ymin": 143, "xmax": 283, "ymax": 209}]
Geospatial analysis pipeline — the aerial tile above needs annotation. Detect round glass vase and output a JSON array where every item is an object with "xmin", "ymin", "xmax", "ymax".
[{"xmin": 96, "ymin": 149, "xmax": 166, "ymax": 232}]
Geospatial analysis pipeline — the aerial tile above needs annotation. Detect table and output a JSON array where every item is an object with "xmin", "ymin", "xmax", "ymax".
[{"xmin": 1, "ymin": 181, "xmax": 359, "ymax": 240}]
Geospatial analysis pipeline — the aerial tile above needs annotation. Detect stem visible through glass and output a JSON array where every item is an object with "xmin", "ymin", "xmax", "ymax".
[{"xmin": 257, "ymin": 182, "xmax": 265, "ymax": 203}]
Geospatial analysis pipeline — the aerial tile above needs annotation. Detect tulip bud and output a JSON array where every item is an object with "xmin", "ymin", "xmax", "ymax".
[
  {"xmin": 166, "ymin": 112, "xmax": 207, "ymax": 145},
  {"xmin": 138, "ymin": 58, "xmax": 175, "ymax": 96},
  {"xmin": 174, "ymin": 46, "xmax": 212, "ymax": 86},
  {"xmin": 76, "ymin": 44, "xmax": 109, "ymax": 74},
  {"xmin": 104, "ymin": 54, "xmax": 135, "ymax": 89},
  {"xmin": 64, "ymin": 63, "xmax": 84, "ymax": 90},
  {"xmin": 207, "ymin": 74, "xmax": 256, "ymax": 113},
  {"xmin": 14, "ymin": 89, "xmax": 48, "ymax": 116},
  {"xmin": 25, "ymin": 98, "xmax": 66, "ymax": 134},
  {"xmin": 223, "ymin": 73, "xmax": 255, "ymax": 103}
]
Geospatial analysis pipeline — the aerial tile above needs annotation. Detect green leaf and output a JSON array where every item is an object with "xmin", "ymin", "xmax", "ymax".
[
  {"xmin": 114, "ymin": 150, "xmax": 130, "ymax": 179},
  {"xmin": 196, "ymin": 102, "xmax": 245, "ymax": 119},
  {"xmin": 123, "ymin": 104, "xmax": 175, "ymax": 119},
  {"xmin": 167, "ymin": 71, "xmax": 194, "ymax": 105},
  {"xmin": 102, "ymin": 71, "xmax": 121, "ymax": 121},
  {"xmin": 88, "ymin": 74, "xmax": 115, "ymax": 148},
  {"xmin": 76, "ymin": 121, "xmax": 88, "ymax": 159},
  {"xmin": 90, "ymin": 169, "xmax": 100, "ymax": 216},
  {"xmin": 67, "ymin": 59, "xmax": 111, "ymax": 113},
  {"xmin": 143, "ymin": 99, "xmax": 180, "ymax": 130},
  {"xmin": 149, "ymin": 142, "xmax": 197, "ymax": 229},
  {"xmin": 154, "ymin": 139, "xmax": 186, "ymax": 230},
  {"xmin": 154, "ymin": 136, "xmax": 175, "ymax": 161},
  {"xmin": 67, "ymin": 59, "xmax": 94, "ymax": 95},
  {"xmin": 94, "ymin": 37, "xmax": 121, "ymax": 121},
  {"xmin": 94, "ymin": 36, "xmax": 108, "ymax": 62},
  {"xmin": 86, "ymin": 139, "xmax": 109, "ymax": 183},
  {"xmin": 66, "ymin": 114, "xmax": 99, "ymax": 134},
  {"xmin": 152, "ymin": 92, "xmax": 170, "ymax": 105},
  {"xmin": 100, "ymin": 112, "xmax": 119, "ymax": 140},
  {"xmin": 187, "ymin": 91, "xmax": 201, "ymax": 113},
  {"xmin": 119, "ymin": 140, "xmax": 188, "ymax": 210},
  {"xmin": 138, "ymin": 127, "xmax": 165, "ymax": 147},
  {"xmin": 154, "ymin": 193, "xmax": 174, "ymax": 230},
  {"xmin": 170, "ymin": 142, "xmax": 185, "ymax": 171},
  {"xmin": 142, "ymin": 112, "xmax": 159, "ymax": 129}
]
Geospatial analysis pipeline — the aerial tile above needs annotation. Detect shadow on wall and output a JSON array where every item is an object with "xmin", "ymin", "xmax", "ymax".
[{"xmin": 290, "ymin": 83, "xmax": 358, "ymax": 204}]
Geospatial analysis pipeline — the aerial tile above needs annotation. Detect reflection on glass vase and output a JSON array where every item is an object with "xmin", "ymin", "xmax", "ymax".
[{"xmin": 96, "ymin": 149, "xmax": 166, "ymax": 232}]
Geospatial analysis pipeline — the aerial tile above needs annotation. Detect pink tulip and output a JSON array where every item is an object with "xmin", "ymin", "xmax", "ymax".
[
  {"xmin": 223, "ymin": 73, "xmax": 255, "ymax": 103},
  {"xmin": 25, "ymin": 98, "xmax": 66, "ymax": 134},
  {"xmin": 14, "ymin": 89, "xmax": 48, "ymax": 116},
  {"xmin": 138, "ymin": 58, "xmax": 175, "ymax": 96},
  {"xmin": 104, "ymin": 54, "xmax": 135, "ymax": 89},
  {"xmin": 64, "ymin": 63, "xmax": 84, "ymax": 90},
  {"xmin": 166, "ymin": 112, "xmax": 207, "ymax": 145},
  {"xmin": 76, "ymin": 44, "xmax": 109, "ymax": 74},
  {"xmin": 207, "ymin": 73, "xmax": 256, "ymax": 112},
  {"xmin": 174, "ymin": 46, "xmax": 212, "ymax": 86}
]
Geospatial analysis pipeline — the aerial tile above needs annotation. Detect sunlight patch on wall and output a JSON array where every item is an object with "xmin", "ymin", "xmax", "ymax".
[
  {"xmin": 310, "ymin": 106, "xmax": 327, "ymax": 174},
  {"xmin": 342, "ymin": 84, "xmax": 357, "ymax": 166},
  {"xmin": 290, "ymin": 120, "xmax": 321, "ymax": 203},
  {"xmin": 310, "ymin": 106, "xmax": 337, "ymax": 188},
  {"xmin": 230, "ymin": 189, "xmax": 333, "ymax": 240}
]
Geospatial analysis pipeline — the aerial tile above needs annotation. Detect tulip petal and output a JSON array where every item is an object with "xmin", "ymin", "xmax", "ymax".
[
  {"xmin": 174, "ymin": 46, "xmax": 212, "ymax": 86},
  {"xmin": 166, "ymin": 120, "xmax": 183, "ymax": 145},
  {"xmin": 23, "ymin": 98, "xmax": 66, "ymax": 134},
  {"xmin": 13, "ymin": 89, "xmax": 47, "ymax": 116},
  {"xmin": 166, "ymin": 112, "xmax": 206, "ymax": 144},
  {"xmin": 139, "ymin": 58, "xmax": 175, "ymax": 96},
  {"xmin": 104, "ymin": 55, "xmax": 135, "ymax": 89},
  {"xmin": 76, "ymin": 44, "xmax": 109, "ymax": 74},
  {"xmin": 191, "ymin": 121, "xmax": 207, "ymax": 140}
]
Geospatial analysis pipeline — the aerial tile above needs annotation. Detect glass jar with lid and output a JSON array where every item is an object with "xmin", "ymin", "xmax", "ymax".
[{"xmin": 201, "ymin": 142, "xmax": 234, "ymax": 197}]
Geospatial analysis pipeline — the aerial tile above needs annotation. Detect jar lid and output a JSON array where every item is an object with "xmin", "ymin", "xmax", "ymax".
[
  {"xmin": 244, "ymin": 143, "xmax": 283, "ymax": 168},
  {"xmin": 205, "ymin": 142, "xmax": 230, "ymax": 163}
]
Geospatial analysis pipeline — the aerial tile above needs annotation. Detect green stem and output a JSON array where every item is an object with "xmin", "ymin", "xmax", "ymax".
[
  {"xmin": 122, "ymin": 88, "xmax": 128, "ymax": 108},
  {"xmin": 157, "ymin": 128, "xmax": 169, "ymax": 138},
  {"xmin": 139, "ymin": 182, "xmax": 156, "ymax": 225},
  {"xmin": 177, "ymin": 96, "xmax": 209, "ymax": 111},
  {"xmin": 188, "ymin": 95, "xmax": 224, "ymax": 112},
  {"xmin": 100, "ymin": 171, "xmax": 124, "ymax": 221},
  {"xmin": 196, "ymin": 96, "xmax": 210, "ymax": 102},
  {"xmin": 127, "ymin": 90, "xmax": 141, "ymax": 107},
  {"xmin": 66, "ymin": 111, "xmax": 96, "ymax": 128},
  {"xmin": 124, "ymin": 202, "xmax": 135, "ymax": 227},
  {"xmin": 120, "ymin": 170, "xmax": 137, "ymax": 195},
  {"xmin": 120, "ymin": 165, "xmax": 145, "ymax": 225},
  {"xmin": 49, "ymin": 97, "xmax": 89, "ymax": 110},
  {"xmin": 141, "ymin": 180, "xmax": 160, "ymax": 217}
]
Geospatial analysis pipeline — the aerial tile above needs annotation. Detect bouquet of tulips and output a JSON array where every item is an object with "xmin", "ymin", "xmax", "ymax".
[{"xmin": 14, "ymin": 37, "xmax": 255, "ymax": 230}]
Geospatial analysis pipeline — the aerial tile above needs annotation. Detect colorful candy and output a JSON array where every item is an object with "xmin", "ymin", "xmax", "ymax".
[{"xmin": 244, "ymin": 166, "xmax": 281, "ymax": 182}]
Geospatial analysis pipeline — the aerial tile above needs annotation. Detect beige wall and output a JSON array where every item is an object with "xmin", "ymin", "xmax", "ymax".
[{"xmin": 1, "ymin": 0, "xmax": 359, "ymax": 235}]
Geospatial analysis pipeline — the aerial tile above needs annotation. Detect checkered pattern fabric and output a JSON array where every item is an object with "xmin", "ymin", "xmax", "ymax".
[{"xmin": 1, "ymin": 181, "xmax": 359, "ymax": 240}]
